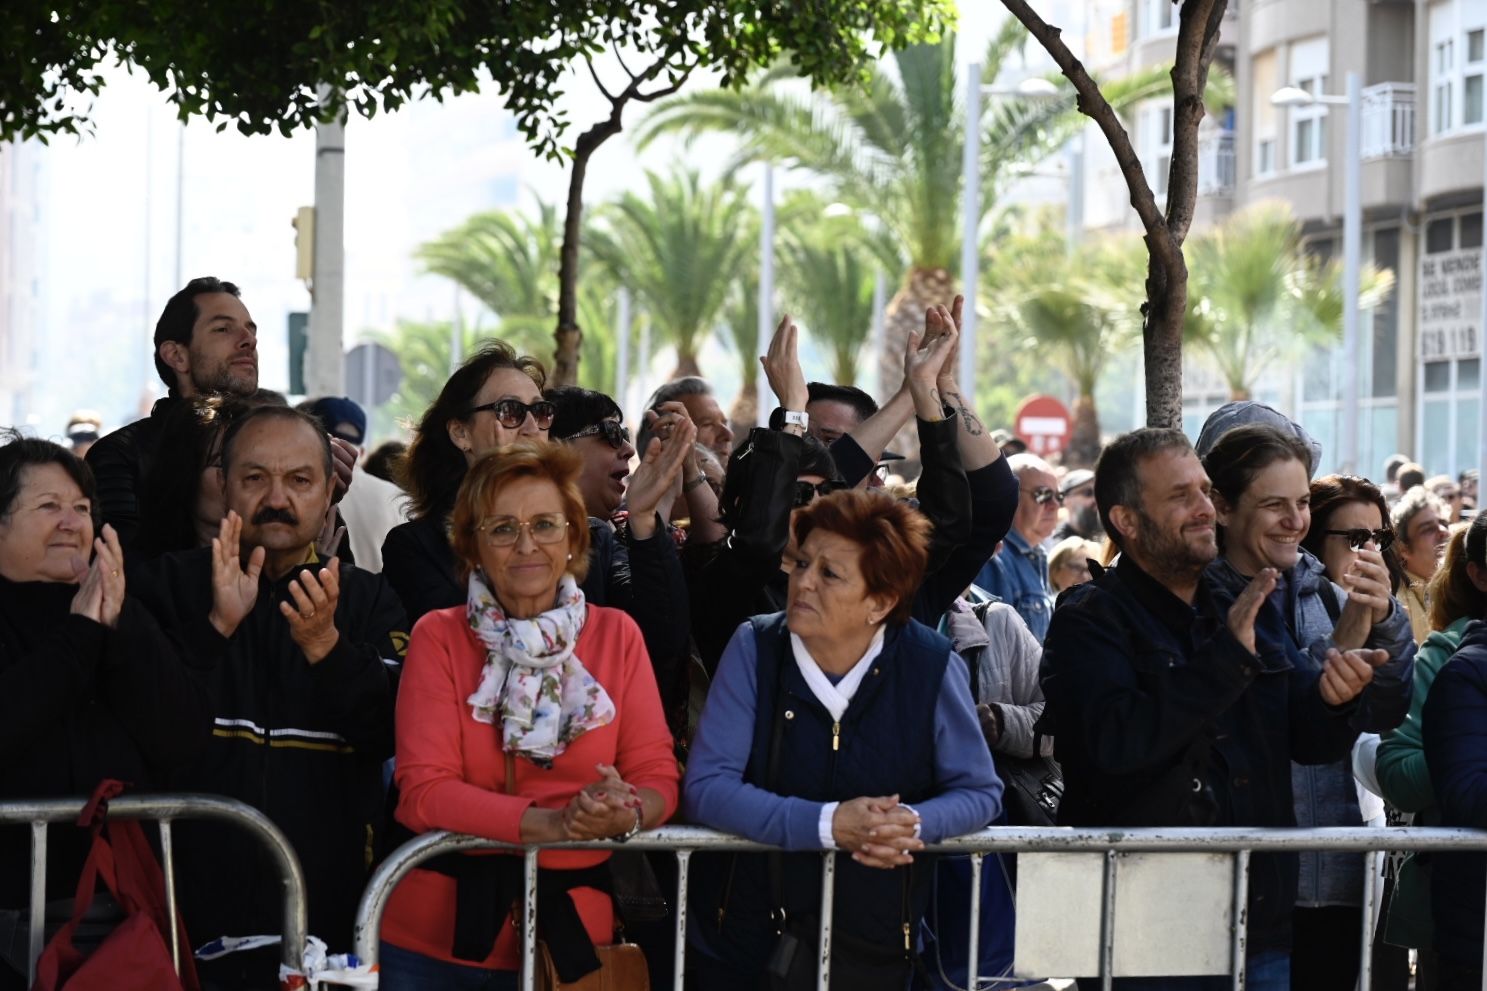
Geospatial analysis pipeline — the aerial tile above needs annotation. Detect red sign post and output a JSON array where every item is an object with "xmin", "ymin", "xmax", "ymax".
[{"xmin": 1014, "ymin": 395, "xmax": 1074, "ymax": 457}]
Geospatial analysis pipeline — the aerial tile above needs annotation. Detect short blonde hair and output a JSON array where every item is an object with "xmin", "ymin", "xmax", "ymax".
[
  {"xmin": 449, "ymin": 440, "xmax": 590, "ymax": 583},
  {"xmin": 1048, "ymin": 536, "xmax": 1101, "ymax": 590}
]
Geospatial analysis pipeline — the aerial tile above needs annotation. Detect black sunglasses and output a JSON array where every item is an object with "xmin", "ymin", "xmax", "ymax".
[
  {"xmin": 565, "ymin": 419, "xmax": 631, "ymax": 450},
  {"xmin": 468, "ymin": 399, "xmax": 556, "ymax": 430},
  {"xmin": 1325, "ymin": 527, "xmax": 1396, "ymax": 552},
  {"xmin": 1024, "ymin": 486, "xmax": 1064, "ymax": 506},
  {"xmin": 793, "ymin": 479, "xmax": 848, "ymax": 508}
]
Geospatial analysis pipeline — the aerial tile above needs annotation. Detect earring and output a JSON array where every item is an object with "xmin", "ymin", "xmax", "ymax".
[{"xmin": 567, "ymin": 552, "xmax": 573, "ymax": 561}]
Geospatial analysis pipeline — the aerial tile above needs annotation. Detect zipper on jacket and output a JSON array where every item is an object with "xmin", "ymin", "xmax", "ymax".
[{"xmin": 832, "ymin": 721, "xmax": 840, "ymax": 752}]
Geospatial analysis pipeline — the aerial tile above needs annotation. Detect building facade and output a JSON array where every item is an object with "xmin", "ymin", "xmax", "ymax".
[{"xmin": 1073, "ymin": 0, "xmax": 1484, "ymax": 478}]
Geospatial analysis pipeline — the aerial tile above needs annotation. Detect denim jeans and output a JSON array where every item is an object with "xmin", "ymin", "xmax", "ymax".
[
  {"xmin": 1075, "ymin": 949, "xmax": 1290, "ymax": 991},
  {"xmin": 377, "ymin": 942, "xmax": 518, "ymax": 991}
]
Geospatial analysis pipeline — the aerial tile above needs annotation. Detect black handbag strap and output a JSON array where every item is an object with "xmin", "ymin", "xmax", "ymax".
[{"xmin": 766, "ymin": 640, "xmax": 792, "ymax": 930}]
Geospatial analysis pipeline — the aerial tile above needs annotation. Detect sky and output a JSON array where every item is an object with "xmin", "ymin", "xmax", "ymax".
[{"xmin": 10, "ymin": 0, "xmax": 1020, "ymax": 440}]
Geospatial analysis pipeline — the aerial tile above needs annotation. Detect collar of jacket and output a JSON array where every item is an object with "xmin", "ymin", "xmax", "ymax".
[
  {"xmin": 943, "ymin": 597, "xmax": 991, "ymax": 653},
  {"xmin": 1003, "ymin": 526, "xmax": 1045, "ymax": 559},
  {"xmin": 1108, "ymin": 552, "xmax": 1210, "ymax": 642}
]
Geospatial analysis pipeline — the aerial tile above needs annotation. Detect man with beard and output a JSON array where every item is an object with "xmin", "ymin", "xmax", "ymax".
[
  {"xmin": 132, "ymin": 406, "xmax": 406, "ymax": 989},
  {"xmin": 88, "ymin": 278, "xmax": 355, "ymax": 553},
  {"xmin": 1040, "ymin": 428, "xmax": 1383, "ymax": 990},
  {"xmin": 1051, "ymin": 468, "xmax": 1102, "ymax": 543}
]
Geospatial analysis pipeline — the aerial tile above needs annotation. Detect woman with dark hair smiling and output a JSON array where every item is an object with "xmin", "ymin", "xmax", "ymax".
[
  {"xmin": 682, "ymin": 488, "xmax": 1001, "ymax": 989},
  {"xmin": 1202, "ymin": 425, "xmax": 1413, "ymax": 990}
]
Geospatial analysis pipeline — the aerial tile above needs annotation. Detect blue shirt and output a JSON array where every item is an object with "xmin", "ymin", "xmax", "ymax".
[
  {"xmin": 974, "ymin": 528, "xmax": 1053, "ymax": 642},
  {"xmin": 682, "ymin": 622, "xmax": 1002, "ymax": 848}
]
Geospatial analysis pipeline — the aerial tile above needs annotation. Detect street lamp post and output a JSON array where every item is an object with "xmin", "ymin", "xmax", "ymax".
[
  {"xmin": 1273, "ymin": 71, "xmax": 1363, "ymax": 475},
  {"xmin": 961, "ymin": 67, "xmax": 1061, "ymax": 404}
]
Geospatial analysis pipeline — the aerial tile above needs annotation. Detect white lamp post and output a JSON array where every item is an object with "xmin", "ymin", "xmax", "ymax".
[
  {"xmin": 961, "ymin": 68, "xmax": 1061, "ymax": 403},
  {"xmin": 1273, "ymin": 71, "xmax": 1362, "ymax": 475}
]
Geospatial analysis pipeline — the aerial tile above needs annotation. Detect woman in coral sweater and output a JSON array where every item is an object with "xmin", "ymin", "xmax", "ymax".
[{"xmin": 380, "ymin": 440, "xmax": 679, "ymax": 990}]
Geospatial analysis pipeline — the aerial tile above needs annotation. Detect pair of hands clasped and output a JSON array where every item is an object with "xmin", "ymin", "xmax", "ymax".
[
  {"xmin": 833, "ymin": 795, "xmax": 923, "ymax": 870},
  {"xmin": 68, "ymin": 524, "xmax": 126, "ymax": 629},
  {"xmin": 208, "ymin": 511, "xmax": 341, "ymax": 664},
  {"xmin": 1225, "ymin": 568, "xmax": 1388, "ymax": 707}
]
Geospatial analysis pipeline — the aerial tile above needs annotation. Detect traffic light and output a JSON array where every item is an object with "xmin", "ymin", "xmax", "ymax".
[
  {"xmin": 288, "ymin": 311, "xmax": 309, "ymax": 395},
  {"xmin": 292, "ymin": 207, "xmax": 315, "ymax": 281}
]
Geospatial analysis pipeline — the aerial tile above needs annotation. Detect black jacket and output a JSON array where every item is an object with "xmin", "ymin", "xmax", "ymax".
[
  {"xmin": 0, "ymin": 577, "xmax": 212, "ymax": 907},
  {"xmin": 380, "ymin": 512, "xmax": 690, "ymax": 713},
  {"xmin": 130, "ymin": 548, "xmax": 407, "ymax": 952},
  {"xmin": 1040, "ymin": 556, "xmax": 1359, "ymax": 949},
  {"xmin": 85, "ymin": 397, "xmax": 179, "ymax": 555},
  {"xmin": 691, "ymin": 420, "xmax": 1018, "ymax": 675}
]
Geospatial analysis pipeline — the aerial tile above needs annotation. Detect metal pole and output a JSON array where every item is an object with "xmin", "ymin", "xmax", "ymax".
[
  {"xmin": 1067, "ymin": 131, "xmax": 1086, "ymax": 257},
  {"xmin": 672, "ymin": 850, "xmax": 690, "ymax": 991},
  {"xmin": 307, "ymin": 91, "xmax": 346, "ymax": 396},
  {"xmin": 871, "ymin": 268, "xmax": 887, "ymax": 396},
  {"xmin": 1230, "ymin": 850, "xmax": 1250, "ymax": 990},
  {"xmin": 1477, "ymin": 125, "xmax": 1487, "ymax": 489},
  {"xmin": 960, "ymin": 62, "xmax": 982, "ymax": 403},
  {"xmin": 26, "ymin": 823, "xmax": 44, "ymax": 986},
  {"xmin": 1340, "ymin": 71, "xmax": 1363, "ymax": 474},
  {"xmin": 757, "ymin": 163, "xmax": 775, "ymax": 426},
  {"xmin": 616, "ymin": 287, "xmax": 632, "ymax": 411}
]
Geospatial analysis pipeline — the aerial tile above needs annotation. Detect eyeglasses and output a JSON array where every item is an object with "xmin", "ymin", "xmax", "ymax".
[
  {"xmin": 1024, "ymin": 486, "xmax": 1064, "ymax": 506},
  {"xmin": 476, "ymin": 513, "xmax": 570, "ymax": 547},
  {"xmin": 565, "ymin": 419, "xmax": 631, "ymax": 450},
  {"xmin": 1325, "ymin": 527, "xmax": 1396, "ymax": 552},
  {"xmin": 468, "ymin": 399, "xmax": 556, "ymax": 430},
  {"xmin": 793, "ymin": 479, "xmax": 848, "ymax": 508}
]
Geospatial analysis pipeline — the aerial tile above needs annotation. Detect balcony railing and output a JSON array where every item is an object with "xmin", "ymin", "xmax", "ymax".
[
  {"xmin": 1197, "ymin": 130, "xmax": 1236, "ymax": 196},
  {"xmin": 1361, "ymin": 82, "xmax": 1416, "ymax": 159}
]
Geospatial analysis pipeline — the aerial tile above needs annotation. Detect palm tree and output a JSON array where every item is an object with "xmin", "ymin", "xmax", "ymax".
[
  {"xmin": 1184, "ymin": 200, "xmax": 1396, "ymax": 400},
  {"xmin": 991, "ymin": 228, "xmax": 1143, "ymax": 467},
  {"xmin": 586, "ymin": 167, "xmax": 758, "ymax": 380},
  {"xmin": 415, "ymin": 200, "xmax": 618, "ymax": 394},
  {"xmin": 636, "ymin": 24, "xmax": 1171, "ymax": 415},
  {"xmin": 720, "ymin": 279, "xmax": 762, "ymax": 431},
  {"xmin": 777, "ymin": 207, "xmax": 881, "ymax": 388}
]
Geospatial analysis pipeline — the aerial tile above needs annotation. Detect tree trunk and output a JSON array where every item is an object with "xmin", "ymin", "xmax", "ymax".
[
  {"xmin": 668, "ymin": 349, "xmax": 702, "ymax": 380},
  {"xmin": 1228, "ymin": 386, "xmax": 1251, "ymax": 401},
  {"xmin": 1142, "ymin": 251, "xmax": 1186, "ymax": 429},
  {"xmin": 878, "ymin": 267, "xmax": 957, "ymax": 469},
  {"xmin": 730, "ymin": 385, "xmax": 758, "ymax": 435},
  {"xmin": 1066, "ymin": 392, "xmax": 1102, "ymax": 468}
]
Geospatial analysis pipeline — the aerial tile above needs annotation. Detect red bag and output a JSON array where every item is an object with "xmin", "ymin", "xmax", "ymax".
[{"xmin": 31, "ymin": 781, "xmax": 201, "ymax": 991}]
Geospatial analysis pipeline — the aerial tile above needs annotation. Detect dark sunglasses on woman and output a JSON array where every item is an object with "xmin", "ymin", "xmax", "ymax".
[
  {"xmin": 793, "ymin": 479, "xmax": 848, "ymax": 508},
  {"xmin": 566, "ymin": 419, "xmax": 632, "ymax": 450},
  {"xmin": 468, "ymin": 399, "xmax": 557, "ymax": 430},
  {"xmin": 1326, "ymin": 527, "xmax": 1396, "ymax": 552}
]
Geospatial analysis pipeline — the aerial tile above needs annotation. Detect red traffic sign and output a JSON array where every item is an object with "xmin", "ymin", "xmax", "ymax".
[{"xmin": 1015, "ymin": 395, "xmax": 1073, "ymax": 457}]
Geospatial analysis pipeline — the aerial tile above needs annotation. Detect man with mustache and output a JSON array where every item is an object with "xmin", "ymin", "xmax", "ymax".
[{"xmin": 132, "ymin": 405, "xmax": 407, "ymax": 990}]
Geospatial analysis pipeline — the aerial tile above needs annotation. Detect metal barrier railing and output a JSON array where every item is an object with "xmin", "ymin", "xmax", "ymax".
[
  {"xmin": 355, "ymin": 824, "xmax": 1487, "ymax": 991},
  {"xmin": 0, "ymin": 793, "xmax": 308, "ymax": 986}
]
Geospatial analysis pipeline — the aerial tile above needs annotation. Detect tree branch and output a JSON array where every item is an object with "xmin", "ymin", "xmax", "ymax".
[
  {"xmin": 614, "ymin": 48, "xmax": 640, "ymax": 84},
  {"xmin": 1164, "ymin": 0, "xmax": 1226, "ymax": 246},
  {"xmin": 997, "ymin": 0, "xmax": 1181, "ymax": 277},
  {"xmin": 584, "ymin": 56, "xmax": 615, "ymax": 103}
]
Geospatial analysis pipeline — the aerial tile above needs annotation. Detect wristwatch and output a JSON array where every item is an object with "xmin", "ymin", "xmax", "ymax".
[
  {"xmin": 614, "ymin": 807, "xmax": 644, "ymax": 844},
  {"xmin": 769, "ymin": 407, "xmax": 811, "ymax": 432}
]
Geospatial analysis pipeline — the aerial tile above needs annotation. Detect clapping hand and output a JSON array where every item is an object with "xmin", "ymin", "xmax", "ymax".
[
  {"xmin": 1225, "ymin": 568, "xmax": 1278, "ymax": 656},
  {"xmin": 209, "ymin": 511, "xmax": 264, "ymax": 638},
  {"xmin": 627, "ymin": 409, "xmax": 696, "ymax": 539},
  {"xmin": 329, "ymin": 437, "xmax": 357, "ymax": 503},
  {"xmin": 69, "ymin": 524, "xmax": 126, "ymax": 629},
  {"xmin": 315, "ymin": 503, "xmax": 346, "ymax": 560},
  {"xmin": 904, "ymin": 310, "xmax": 958, "ymax": 420},
  {"xmin": 833, "ymin": 795, "xmax": 924, "ymax": 869},
  {"xmin": 281, "ymin": 557, "xmax": 342, "ymax": 665},
  {"xmin": 1340, "ymin": 546, "xmax": 1394, "ymax": 625},
  {"xmin": 564, "ymin": 763, "xmax": 643, "ymax": 841},
  {"xmin": 1319, "ymin": 647, "xmax": 1389, "ymax": 707},
  {"xmin": 761, "ymin": 315, "xmax": 808, "ymax": 412}
]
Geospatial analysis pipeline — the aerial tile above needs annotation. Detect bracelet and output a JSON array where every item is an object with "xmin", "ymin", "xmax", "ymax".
[
  {"xmin": 684, "ymin": 473, "xmax": 708, "ymax": 492},
  {"xmin": 614, "ymin": 806, "xmax": 644, "ymax": 843}
]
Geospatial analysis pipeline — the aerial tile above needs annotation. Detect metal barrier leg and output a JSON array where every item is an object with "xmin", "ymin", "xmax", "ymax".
[
  {"xmin": 159, "ymin": 819, "xmax": 180, "ymax": 975},
  {"xmin": 673, "ymin": 851, "xmax": 690, "ymax": 991},
  {"xmin": 967, "ymin": 853, "xmax": 983, "ymax": 989},
  {"xmin": 1230, "ymin": 850, "xmax": 1249, "ymax": 991},
  {"xmin": 817, "ymin": 852, "xmax": 835, "ymax": 991},
  {"xmin": 1359, "ymin": 850, "xmax": 1380, "ymax": 991},
  {"xmin": 27, "ymin": 821, "xmax": 45, "ymax": 987},
  {"xmin": 1480, "ymin": 873, "xmax": 1487, "ymax": 990},
  {"xmin": 522, "ymin": 847, "xmax": 539, "ymax": 991},
  {"xmin": 1099, "ymin": 849, "xmax": 1117, "ymax": 991}
]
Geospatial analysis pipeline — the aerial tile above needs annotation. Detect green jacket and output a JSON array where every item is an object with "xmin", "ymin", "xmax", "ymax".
[{"xmin": 1375, "ymin": 616, "xmax": 1471, "ymax": 948}]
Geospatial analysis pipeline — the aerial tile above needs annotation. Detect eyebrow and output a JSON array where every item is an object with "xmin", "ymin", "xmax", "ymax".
[{"xmin": 238, "ymin": 461, "xmax": 317, "ymax": 474}]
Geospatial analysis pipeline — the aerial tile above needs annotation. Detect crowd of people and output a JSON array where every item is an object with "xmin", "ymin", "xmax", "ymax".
[{"xmin": 0, "ymin": 273, "xmax": 1481, "ymax": 990}]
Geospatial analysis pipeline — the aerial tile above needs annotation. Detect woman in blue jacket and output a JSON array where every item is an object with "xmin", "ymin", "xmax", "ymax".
[
  {"xmin": 1201, "ymin": 425, "xmax": 1414, "ymax": 990},
  {"xmin": 682, "ymin": 489, "xmax": 1002, "ymax": 990}
]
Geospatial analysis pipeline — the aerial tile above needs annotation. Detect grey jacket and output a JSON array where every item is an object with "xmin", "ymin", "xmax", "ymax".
[
  {"xmin": 944, "ymin": 597, "xmax": 1055, "ymax": 759},
  {"xmin": 1208, "ymin": 550, "xmax": 1415, "ymax": 908}
]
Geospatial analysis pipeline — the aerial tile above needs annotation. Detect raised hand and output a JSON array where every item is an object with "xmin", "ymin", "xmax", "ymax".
[
  {"xmin": 94, "ymin": 524, "xmax": 126, "ymax": 630},
  {"xmin": 935, "ymin": 295, "xmax": 966, "ymax": 390},
  {"xmin": 1225, "ymin": 568, "xmax": 1278, "ymax": 656},
  {"xmin": 904, "ymin": 311, "xmax": 958, "ymax": 421},
  {"xmin": 761, "ymin": 314, "xmax": 808, "ymax": 412},
  {"xmin": 329, "ymin": 437, "xmax": 357, "ymax": 502},
  {"xmin": 1319, "ymin": 647, "xmax": 1389, "ymax": 706},
  {"xmin": 626, "ymin": 411, "xmax": 697, "ymax": 539},
  {"xmin": 280, "ymin": 557, "xmax": 341, "ymax": 664},
  {"xmin": 68, "ymin": 548, "xmax": 104, "ymax": 625},
  {"xmin": 1340, "ymin": 546, "xmax": 1394, "ymax": 625},
  {"xmin": 315, "ymin": 503, "xmax": 347, "ymax": 560},
  {"xmin": 209, "ymin": 511, "xmax": 265, "ymax": 638}
]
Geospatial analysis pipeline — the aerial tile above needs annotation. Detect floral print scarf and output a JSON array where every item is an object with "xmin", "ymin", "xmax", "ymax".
[{"xmin": 465, "ymin": 570, "xmax": 615, "ymax": 767}]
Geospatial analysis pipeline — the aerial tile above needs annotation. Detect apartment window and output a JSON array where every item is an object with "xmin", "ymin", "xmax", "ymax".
[
  {"xmin": 1140, "ymin": 103, "xmax": 1174, "ymax": 196},
  {"xmin": 1143, "ymin": 0, "xmax": 1176, "ymax": 38},
  {"xmin": 1431, "ymin": 1, "xmax": 1487, "ymax": 134},
  {"xmin": 1288, "ymin": 38, "xmax": 1329, "ymax": 168},
  {"xmin": 1416, "ymin": 209, "xmax": 1485, "ymax": 476},
  {"xmin": 1252, "ymin": 48, "xmax": 1278, "ymax": 176}
]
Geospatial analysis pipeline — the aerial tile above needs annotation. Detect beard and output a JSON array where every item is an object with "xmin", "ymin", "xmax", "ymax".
[
  {"xmin": 191, "ymin": 361, "xmax": 257, "ymax": 397},
  {"xmin": 1130, "ymin": 506, "xmax": 1216, "ymax": 586}
]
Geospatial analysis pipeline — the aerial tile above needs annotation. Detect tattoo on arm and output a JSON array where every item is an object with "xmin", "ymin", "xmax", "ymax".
[{"xmin": 941, "ymin": 390, "xmax": 986, "ymax": 436}]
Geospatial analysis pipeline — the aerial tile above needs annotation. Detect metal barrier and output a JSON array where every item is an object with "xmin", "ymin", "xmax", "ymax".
[
  {"xmin": 0, "ymin": 793, "xmax": 308, "ymax": 986},
  {"xmin": 356, "ymin": 824, "xmax": 1487, "ymax": 991}
]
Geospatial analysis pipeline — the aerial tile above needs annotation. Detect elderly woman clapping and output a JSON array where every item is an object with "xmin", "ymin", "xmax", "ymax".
[
  {"xmin": 0, "ymin": 434, "xmax": 210, "ymax": 985},
  {"xmin": 683, "ymin": 489, "xmax": 1002, "ymax": 990},
  {"xmin": 379, "ymin": 441, "xmax": 679, "ymax": 989}
]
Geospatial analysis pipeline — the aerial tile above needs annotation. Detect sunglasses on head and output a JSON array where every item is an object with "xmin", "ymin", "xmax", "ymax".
[
  {"xmin": 1326, "ymin": 527, "xmax": 1396, "ymax": 552},
  {"xmin": 793, "ymin": 479, "xmax": 848, "ymax": 508},
  {"xmin": 566, "ymin": 419, "xmax": 631, "ymax": 450},
  {"xmin": 468, "ymin": 399, "xmax": 556, "ymax": 430},
  {"xmin": 1024, "ymin": 486, "xmax": 1064, "ymax": 506}
]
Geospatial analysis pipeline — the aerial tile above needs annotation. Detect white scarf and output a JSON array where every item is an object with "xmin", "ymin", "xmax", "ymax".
[
  {"xmin": 789, "ymin": 627, "xmax": 886, "ymax": 722},
  {"xmin": 465, "ymin": 570, "xmax": 615, "ymax": 767}
]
